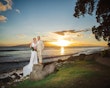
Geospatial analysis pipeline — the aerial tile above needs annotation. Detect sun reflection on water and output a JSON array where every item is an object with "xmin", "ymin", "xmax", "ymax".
[{"xmin": 60, "ymin": 47, "xmax": 64, "ymax": 55}]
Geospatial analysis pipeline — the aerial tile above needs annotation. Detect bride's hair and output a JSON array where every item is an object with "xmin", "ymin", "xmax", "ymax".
[{"xmin": 33, "ymin": 37, "xmax": 36, "ymax": 40}]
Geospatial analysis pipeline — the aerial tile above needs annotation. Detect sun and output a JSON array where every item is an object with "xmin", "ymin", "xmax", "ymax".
[
  {"xmin": 56, "ymin": 40, "xmax": 70, "ymax": 46},
  {"xmin": 52, "ymin": 40, "xmax": 71, "ymax": 46}
]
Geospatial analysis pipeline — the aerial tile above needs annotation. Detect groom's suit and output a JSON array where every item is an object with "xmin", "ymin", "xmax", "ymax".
[{"xmin": 36, "ymin": 40, "xmax": 44, "ymax": 63}]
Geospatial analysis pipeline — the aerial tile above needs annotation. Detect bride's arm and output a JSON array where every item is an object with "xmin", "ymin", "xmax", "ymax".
[
  {"xmin": 30, "ymin": 42, "xmax": 32, "ymax": 48},
  {"xmin": 30, "ymin": 43, "xmax": 35, "ymax": 51}
]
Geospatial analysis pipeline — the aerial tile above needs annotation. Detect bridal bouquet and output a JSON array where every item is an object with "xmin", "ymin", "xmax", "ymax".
[{"xmin": 31, "ymin": 47, "xmax": 37, "ymax": 51}]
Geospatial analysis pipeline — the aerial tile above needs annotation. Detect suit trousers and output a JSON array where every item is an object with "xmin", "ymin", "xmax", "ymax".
[{"xmin": 37, "ymin": 50, "xmax": 43, "ymax": 63}]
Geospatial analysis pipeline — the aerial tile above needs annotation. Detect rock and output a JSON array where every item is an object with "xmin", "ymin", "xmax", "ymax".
[
  {"xmin": 0, "ymin": 69, "xmax": 24, "ymax": 87},
  {"xmin": 11, "ymin": 75, "xmax": 16, "ymax": 79},
  {"xmin": 43, "ymin": 62, "xmax": 53, "ymax": 67},
  {"xmin": 1, "ymin": 86, "xmax": 5, "ymax": 88},
  {"xmin": 84, "ymin": 54, "xmax": 95, "ymax": 61},
  {"xmin": 32, "ymin": 64, "xmax": 43, "ymax": 71},
  {"xmin": 30, "ymin": 71, "xmax": 44, "ymax": 81},
  {"xmin": 0, "ymin": 76, "xmax": 13, "ymax": 83},
  {"xmin": 63, "ymin": 61, "xmax": 74, "ymax": 64},
  {"xmin": 37, "ymin": 71, "xmax": 45, "ymax": 80},
  {"xmin": 30, "ymin": 64, "xmax": 44, "ymax": 81},
  {"xmin": 67, "ymin": 55, "xmax": 76, "ymax": 61},
  {"xmin": 43, "ymin": 62, "xmax": 56, "ymax": 75},
  {"xmin": 30, "ymin": 63, "xmax": 57, "ymax": 81},
  {"xmin": 11, "ymin": 73, "xmax": 20, "ymax": 79},
  {"xmin": 55, "ymin": 62, "xmax": 63, "ymax": 69},
  {"xmin": 108, "ymin": 43, "xmax": 110, "ymax": 47},
  {"xmin": 78, "ymin": 54, "xmax": 86, "ymax": 60},
  {"xmin": 100, "ymin": 50, "xmax": 110, "ymax": 57},
  {"xmin": 30, "ymin": 71, "xmax": 36, "ymax": 81},
  {"xmin": 41, "ymin": 70, "xmax": 48, "ymax": 77},
  {"xmin": 20, "ymin": 73, "xmax": 23, "ymax": 76},
  {"xmin": 58, "ymin": 59, "xmax": 64, "ymax": 63}
]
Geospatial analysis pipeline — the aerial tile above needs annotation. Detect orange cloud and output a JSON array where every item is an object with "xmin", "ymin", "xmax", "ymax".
[
  {"xmin": 0, "ymin": 0, "xmax": 13, "ymax": 22},
  {"xmin": 0, "ymin": 15, "xmax": 7, "ymax": 22},
  {"xmin": 42, "ymin": 32, "xmax": 62, "ymax": 41},
  {"xmin": 41, "ymin": 31, "xmax": 84, "ymax": 42},
  {"xmin": 0, "ymin": 0, "xmax": 12, "ymax": 11},
  {"xmin": 54, "ymin": 29, "xmax": 91, "ymax": 35}
]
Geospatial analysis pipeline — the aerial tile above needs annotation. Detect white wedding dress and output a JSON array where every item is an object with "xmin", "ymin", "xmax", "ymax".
[{"xmin": 23, "ymin": 42, "xmax": 38, "ymax": 77}]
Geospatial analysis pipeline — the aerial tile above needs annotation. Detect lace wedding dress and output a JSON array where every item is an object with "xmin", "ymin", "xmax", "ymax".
[{"xmin": 23, "ymin": 42, "xmax": 38, "ymax": 77}]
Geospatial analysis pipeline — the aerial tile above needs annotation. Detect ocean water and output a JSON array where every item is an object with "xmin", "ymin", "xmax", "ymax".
[{"xmin": 0, "ymin": 46, "xmax": 108, "ymax": 73}]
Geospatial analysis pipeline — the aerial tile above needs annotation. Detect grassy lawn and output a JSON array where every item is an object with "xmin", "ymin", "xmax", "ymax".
[{"xmin": 12, "ymin": 60, "xmax": 110, "ymax": 88}]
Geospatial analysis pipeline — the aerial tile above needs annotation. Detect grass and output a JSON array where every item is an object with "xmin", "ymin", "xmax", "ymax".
[{"xmin": 12, "ymin": 60, "xmax": 110, "ymax": 88}]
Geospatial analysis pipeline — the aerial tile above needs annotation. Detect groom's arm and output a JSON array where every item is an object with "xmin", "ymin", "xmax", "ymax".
[{"xmin": 41, "ymin": 41, "xmax": 44, "ymax": 50}]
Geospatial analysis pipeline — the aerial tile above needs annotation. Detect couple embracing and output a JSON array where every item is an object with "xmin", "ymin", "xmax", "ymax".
[{"xmin": 23, "ymin": 36, "xmax": 44, "ymax": 77}]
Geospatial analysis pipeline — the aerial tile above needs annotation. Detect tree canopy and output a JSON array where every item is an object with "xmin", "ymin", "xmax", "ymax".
[{"xmin": 73, "ymin": 0, "xmax": 110, "ymax": 46}]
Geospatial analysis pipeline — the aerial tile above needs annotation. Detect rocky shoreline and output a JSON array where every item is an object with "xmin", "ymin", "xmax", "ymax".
[
  {"xmin": 0, "ymin": 48, "xmax": 110, "ymax": 88},
  {"xmin": 0, "ymin": 47, "xmax": 108, "ymax": 74}
]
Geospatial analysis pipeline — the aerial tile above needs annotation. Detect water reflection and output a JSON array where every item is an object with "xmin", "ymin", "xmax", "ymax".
[{"xmin": 60, "ymin": 47, "xmax": 64, "ymax": 55}]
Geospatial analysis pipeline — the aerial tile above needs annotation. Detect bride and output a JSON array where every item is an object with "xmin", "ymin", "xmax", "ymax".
[{"xmin": 23, "ymin": 38, "xmax": 38, "ymax": 77}]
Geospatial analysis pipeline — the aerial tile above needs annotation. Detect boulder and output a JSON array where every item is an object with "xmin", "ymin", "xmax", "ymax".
[
  {"xmin": 43, "ymin": 62, "xmax": 56, "ymax": 75},
  {"xmin": 78, "ymin": 54, "xmax": 86, "ymax": 60},
  {"xmin": 30, "ymin": 63, "xmax": 57, "ymax": 81},
  {"xmin": 67, "ymin": 55, "xmax": 76, "ymax": 61},
  {"xmin": 96, "ymin": 57, "xmax": 110, "ymax": 67},
  {"xmin": 30, "ymin": 64, "xmax": 44, "ymax": 81},
  {"xmin": 41, "ymin": 70, "xmax": 48, "ymax": 77},
  {"xmin": 84, "ymin": 54, "xmax": 95, "ymax": 61},
  {"xmin": 11, "ymin": 73, "xmax": 20, "ymax": 79},
  {"xmin": 100, "ymin": 50, "xmax": 110, "ymax": 57},
  {"xmin": 0, "ymin": 76, "xmax": 13, "ymax": 83},
  {"xmin": 30, "ymin": 71, "xmax": 44, "ymax": 81},
  {"xmin": 58, "ymin": 59, "xmax": 64, "ymax": 63},
  {"xmin": 32, "ymin": 64, "xmax": 43, "ymax": 71}
]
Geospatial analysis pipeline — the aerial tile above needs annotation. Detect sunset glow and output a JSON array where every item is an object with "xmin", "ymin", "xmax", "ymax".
[{"xmin": 52, "ymin": 40, "xmax": 71, "ymax": 46}]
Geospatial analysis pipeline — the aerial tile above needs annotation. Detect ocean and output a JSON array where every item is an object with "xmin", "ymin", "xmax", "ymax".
[{"xmin": 0, "ymin": 46, "xmax": 107, "ymax": 74}]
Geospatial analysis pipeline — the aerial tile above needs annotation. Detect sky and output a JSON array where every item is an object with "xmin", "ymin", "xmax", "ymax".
[{"xmin": 0, "ymin": 0, "xmax": 107, "ymax": 46}]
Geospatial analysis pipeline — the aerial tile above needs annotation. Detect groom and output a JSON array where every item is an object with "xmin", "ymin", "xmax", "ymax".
[{"xmin": 36, "ymin": 36, "xmax": 44, "ymax": 64}]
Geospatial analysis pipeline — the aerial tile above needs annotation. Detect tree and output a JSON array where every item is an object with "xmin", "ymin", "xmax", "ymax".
[{"xmin": 73, "ymin": 0, "xmax": 110, "ymax": 46}]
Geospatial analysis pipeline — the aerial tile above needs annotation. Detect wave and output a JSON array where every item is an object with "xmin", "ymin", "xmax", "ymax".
[
  {"xmin": 0, "ymin": 47, "xmax": 30, "ymax": 52},
  {"xmin": 0, "ymin": 50, "xmax": 21, "ymax": 52}
]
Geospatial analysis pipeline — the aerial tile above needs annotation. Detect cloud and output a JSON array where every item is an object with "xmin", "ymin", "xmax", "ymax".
[
  {"xmin": 54, "ymin": 30, "xmax": 76, "ymax": 35},
  {"xmin": 54, "ymin": 29, "xmax": 91, "ymax": 36},
  {"xmin": 53, "ymin": 29, "xmax": 87, "ymax": 40},
  {"xmin": 42, "ymin": 32, "xmax": 61, "ymax": 41},
  {"xmin": 15, "ymin": 9, "xmax": 20, "ymax": 14},
  {"xmin": 0, "ymin": 15, "xmax": 7, "ymax": 22},
  {"xmin": 0, "ymin": 0, "xmax": 12, "ymax": 23},
  {"xmin": 62, "ymin": 32, "xmax": 84, "ymax": 41},
  {"xmin": 40, "ymin": 29, "xmax": 90, "ymax": 42},
  {"xmin": 41, "ymin": 31, "xmax": 84, "ymax": 42},
  {"xmin": 45, "ymin": 29, "xmax": 91, "ymax": 41},
  {"xmin": 0, "ymin": 0, "xmax": 12, "ymax": 11}
]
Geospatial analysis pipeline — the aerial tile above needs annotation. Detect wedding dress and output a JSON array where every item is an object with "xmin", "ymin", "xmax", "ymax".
[{"xmin": 23, "ymin": 42, "xmax": 38, "ymax": 77}]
